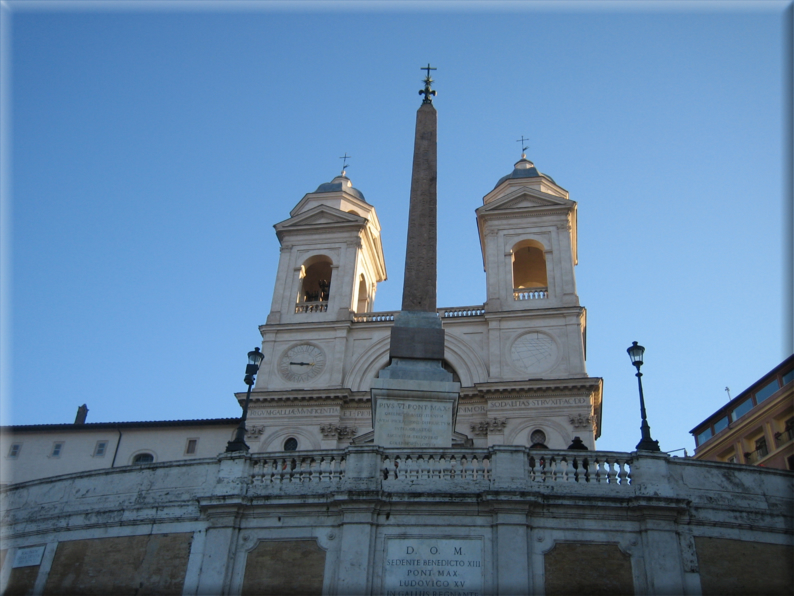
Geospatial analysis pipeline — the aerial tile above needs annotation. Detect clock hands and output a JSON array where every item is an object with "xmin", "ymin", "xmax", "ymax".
[{"xmin": 289, "ymin": 361, "xmax": 314, "ymax": 366}]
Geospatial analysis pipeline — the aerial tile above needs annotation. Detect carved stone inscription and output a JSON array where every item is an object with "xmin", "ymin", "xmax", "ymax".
[
  {"xmin": 375, "ymin": 399, "xmax": 453, "ymax": 448},
  {"xmin": 384, "ymin": 538, "xmax": 483, "ymax": 596}
]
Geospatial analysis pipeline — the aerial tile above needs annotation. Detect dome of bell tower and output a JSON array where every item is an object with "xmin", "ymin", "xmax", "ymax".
[
  {"xmin": 314, "ymin": 174, "xmax": 367, "ymax": 202},
  {"xmin": 494, "ymin": 155, "xmax": 556, "ymax": 188}
]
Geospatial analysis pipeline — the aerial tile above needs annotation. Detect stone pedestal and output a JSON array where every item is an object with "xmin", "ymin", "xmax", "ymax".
[{"xmin": 372, "ymin": 376, "xmax": 459, "ymax": 448}]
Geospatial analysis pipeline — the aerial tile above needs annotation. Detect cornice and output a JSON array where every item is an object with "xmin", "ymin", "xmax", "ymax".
[
  {"xmin": 475, "ymin": 377, "xmax": 603, "ymax": 396},
  {"xmin": 236, "ymin": 389, "xmax": 373, "ymax": 404}
]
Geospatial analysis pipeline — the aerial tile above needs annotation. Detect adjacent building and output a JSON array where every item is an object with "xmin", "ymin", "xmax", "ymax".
[{"xmin": 690, "ymin": 354, "xmax": 794, "ymax": 471}]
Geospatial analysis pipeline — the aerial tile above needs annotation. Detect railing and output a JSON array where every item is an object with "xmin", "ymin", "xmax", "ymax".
[
  {"xmin": 295, "ymin": 301, "xmax": 329, "ymax": 314},
  {"xmin": 528, "ymin": 451, "xmax": 632, "ymax": 485},
  {"xmin": 775, "ymin": 426, "xmax": 794, "ymax": 448},
  {"xmin": 249, "ymin": 453, "xmax": 346, "ymax": 485},
  {"xmin": 353, "ymin": 311, "xmax": 395, "ymax": 322},
  {"xmin": 382, "ymin": 451, "xmax": 491, "ymax": 481},
  {"xmin": 439, "ymin": 305, "xmax": 486, "ymax": 318},
  {"xmin": 353, "ymin": 306, "xmax": 486, "ymax": 323},
  {"xmin": 744, "ymin": 446, "xmax": 769, "ymax": 464},
  {"xmin": 514, "ymin": 288, "xmax": 548, "ymax": 300}
]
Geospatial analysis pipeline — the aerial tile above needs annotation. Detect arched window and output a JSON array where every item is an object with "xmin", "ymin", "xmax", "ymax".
[
  {"xmin": 512, "ymin": 240, "xmax": 548, "ymax": 300},
  {"xmin": 298, "ymin": 256, "xmax": 332, "ymax": 311},
  {"xmin": 132, "ymin": 452, "xmax": 155, "ymax": 464},
  {"xmin": 356, "ymin": 274, "xmax": 369, "ymax": 314}
]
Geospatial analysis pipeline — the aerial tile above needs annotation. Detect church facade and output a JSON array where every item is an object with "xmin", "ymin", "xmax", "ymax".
[{"xmin": 244, "ymin": 154, "xmax": 602, "ymax": 454}]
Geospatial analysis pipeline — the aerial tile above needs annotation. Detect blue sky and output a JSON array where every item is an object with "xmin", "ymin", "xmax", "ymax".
[{"xmin": 2, "ymin": 2, "xmax": 790, "ymax": 453}]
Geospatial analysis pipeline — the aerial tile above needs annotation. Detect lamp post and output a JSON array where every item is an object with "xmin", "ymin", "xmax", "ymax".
[
  {"xmin": 226, "ymin": 347, "xmax": 265, "ymax": 453},
  {"xmin": 626, "ymin": 341, "xmax": 661, "ymax": 452}
]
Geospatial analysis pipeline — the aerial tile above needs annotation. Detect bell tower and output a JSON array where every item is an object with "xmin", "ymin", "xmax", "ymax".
[
  {"xmin": 477, "ymin": 154, "xmax": 579, "ymax": 314},
  {"xmin": 266, "ymin": 171, "xmax": 387, "ymax": 326}
]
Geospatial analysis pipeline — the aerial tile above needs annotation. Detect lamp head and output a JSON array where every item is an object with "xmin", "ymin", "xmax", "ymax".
[
  {"xmin": 627, "ymin": 341, "xmax": 645, "ymax": 370},
  {"xmin": 244, "ymin": 347, "xmax": 264, "ymax": 385}
]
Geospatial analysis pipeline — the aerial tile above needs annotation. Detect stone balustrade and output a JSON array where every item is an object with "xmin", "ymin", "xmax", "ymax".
[
  {"xmin": 295, "ymin": 301, "xmax": 328, "ymax": 313},
  {"xmin": 352, "ymin": 311, "xmax": 396, "ymax": 322},
  {"xmin": 236, "ymin": 447, "xmax": 639, "ymax": 496},
  {"xmin": 249, "ymin": 452, "xmax": 347, "ymax": 487},
  {"xmin": 382, "ymin": 450, "xmax": 491, "ymax": 481},
  {"xmin": 527, "ymin": 451, "xmax": 632, "ymax": 486},
  {"xmin": 438, "ymin": 305, "xmax": 486, "ymax": 318},
  {"xmin": 514, "ymin": 287, "xmax": 548, "ymax": 300},
  {"xmin": 353, "ymin": 305, "xmax": 486, "ymax": 324}
]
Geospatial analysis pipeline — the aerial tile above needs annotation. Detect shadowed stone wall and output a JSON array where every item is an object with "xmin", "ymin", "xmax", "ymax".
[
  {"xmin": 695, "ymin": 537, "xmax": 793, "ymax": 596},
  {"xmin": 42, "ymin": 533, "xmax": 192, "ymax": 595},
  {"xmin": 545, "ymin": 542, "xmax": 634, "ymax": 596},
  {"xmin": 242, "ymin": 539, "xmax": 326, "ymax": 596}
]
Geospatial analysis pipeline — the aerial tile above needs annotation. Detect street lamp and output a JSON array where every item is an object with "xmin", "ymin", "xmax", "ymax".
[
  {"xmin": 627, "ymin": 341, "xmax": 661, "ymax": 452},
  {"xmin": 226, "ymin": 347, "xmax": 265, "ymax": 453}
]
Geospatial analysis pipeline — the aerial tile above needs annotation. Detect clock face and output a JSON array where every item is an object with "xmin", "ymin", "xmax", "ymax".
[{"xmin": 278, "ymin": 344, "xmax": 327, "ymax": 383}]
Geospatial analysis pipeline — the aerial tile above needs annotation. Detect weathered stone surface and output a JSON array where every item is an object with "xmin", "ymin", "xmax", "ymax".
[
  {"xmin": 4, "ymin": 564, "xmax": 38, "ymax": 596},
  {"xmin": 402, "ymin": 102, "xmax": 438, "ymax": 313},
  {"xmin": 389, "ymin": 325, "xmax": 445, "ymax": 360},
  {"xmin": 43, "ymin": 533, "xmax": 192, "ymax": 595},
  {"xmin": 545, "ymin": 542, "xmax": 633, "ymax": 596},
  {"xmin": 242, "ymin": 539, "xmax": 325, "ymax": 596},
  {"xmin": 695, "ymin": 537, "xmax": 793, "ymax": 596}
]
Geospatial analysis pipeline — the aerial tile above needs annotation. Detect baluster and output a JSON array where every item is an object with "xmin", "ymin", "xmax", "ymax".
[
  {"xmin": 592, "ymin": 458, "xmax": 603, "ymax": 483},
  {"xmin": 606, "ymin": 458, "xmax": 617, "ymax": 484},
  {"xmin": 561, "ymin": 458, "xmax": 570, "ymax": 482},
  {"xmin": 617, "ymin": 459, "xmax": 629, "ymax": 485},
  {"xmin": 310, "ymin": 458, "xmax": 319, "ymax": 483},
  {"xmin": 441, "ymin": 456, "xmax": 450, "ymax": 480},
  {"xmin": 332, "ymin": 457, "xmax": 342, "ymax": 482}
]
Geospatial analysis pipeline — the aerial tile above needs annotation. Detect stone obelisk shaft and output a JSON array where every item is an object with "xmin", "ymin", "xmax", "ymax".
[{"xmin": 401, "ymin": 102, "xmax": 437, "ymax": 312}]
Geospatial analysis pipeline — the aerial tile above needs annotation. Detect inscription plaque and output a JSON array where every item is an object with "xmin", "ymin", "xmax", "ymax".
[
  {"xmin": 383, "ymin": 538, "xmax": 483, "ymax": 596},
  {"xmin": 13, "ymin": 545, "xmax": 45, "ymax": 568},
  {"xmin": 374, "ymin": 398, "xmax": 453, "ymax": 448}
]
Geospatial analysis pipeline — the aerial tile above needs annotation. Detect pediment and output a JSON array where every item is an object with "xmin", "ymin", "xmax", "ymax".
[
  {"xmin": 275, "ymin": 205, "xmax": 365, "ymax": 230},
  {"xmin": 479, "ymin": 187, "xmax": 571, "ymax": 213}
]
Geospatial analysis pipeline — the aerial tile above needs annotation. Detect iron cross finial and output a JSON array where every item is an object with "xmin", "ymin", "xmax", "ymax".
[
  {"xmin": 516, "ymin": 136, "xmax": 530, "ymax": 156},
  {"xmin": 339, "ymin": 153, "xmax": 351, "ymax": 174},
  {"xmin": 419, "ymin": 63, "xmax": 437, "ymax": 104}
]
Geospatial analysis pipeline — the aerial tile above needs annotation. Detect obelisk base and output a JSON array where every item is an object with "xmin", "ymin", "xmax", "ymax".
[{"xmin": 372, "ymin": 377, "xmax": 460, "ymax": 448}]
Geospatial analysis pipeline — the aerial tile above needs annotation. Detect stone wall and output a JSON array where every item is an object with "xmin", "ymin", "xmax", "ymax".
[{"xmin": 1, "ymin": 448, "xmax": 792, "ymax": 595}]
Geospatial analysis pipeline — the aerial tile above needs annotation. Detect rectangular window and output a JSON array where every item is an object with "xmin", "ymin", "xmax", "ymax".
[
  {"xmin": 185, "ymin": 439, "xmax": 198, "ymax": 455},
  {"xmin": 783, "ymin": 370, "xmax": 794, "ymax": 386},
  {"xmin": 697, "ymin": 427, "xmax": 713, "ymax": 445},
  {"xmin": 731, "ymin": 399, "xmax": 753, "ymax": 421},
  {"xmin": 94, "ymin": 441, "xmax": 108, "ymax": 457},
  {"xmin": 8, "ymin": 443, "xmax": 21, "ymax": 458},
  {"xmin": 755, "ymin": 379, "xmax": 781, "ymax": 404},
  {"xmin": 713, "ymin": 416, "xmax": 730, "ymax": 434},
  {"xmin": 51, "ymin": 442, "xmax": 64, "ymax": 457},
  {"xmin": 726, "ymin": 455, "xmax": 736, "ymax": 464}
]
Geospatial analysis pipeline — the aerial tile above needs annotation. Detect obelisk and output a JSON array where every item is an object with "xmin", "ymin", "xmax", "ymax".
[{"xmin": 371, "ymin": 65, "xmax": 460, "ymax": 448}]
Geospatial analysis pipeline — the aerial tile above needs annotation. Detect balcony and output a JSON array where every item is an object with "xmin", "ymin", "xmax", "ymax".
[
  {"xmin": 514, "ymin": 287, "xmax": 548, "ymax": 301},
  {"xmin": 295, "ymin": 301, "xmax": 328, "ymax": 314}
]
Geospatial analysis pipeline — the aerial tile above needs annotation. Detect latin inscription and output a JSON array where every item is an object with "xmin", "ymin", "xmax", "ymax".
[
  {"xmin": 375, "ymin": 399, "xmax": 453, "ymax": 448},
  {"xmin": 249, "ymin": 407, "xmax": 339, "ymax": 417},
  {"xmin": 384, "ymin": 538, "xmax": 483, "ymax": 596},
  {"xmin": 489, "ymin": 397, "xmax": 587, "ymax": 409},
  {"xmin": 13, "ymin": 546, "xmax": 45, "ymax": 568},
  {"xmin": 458, "ymin": 405, "xmax": 486, "ymax": 414}
]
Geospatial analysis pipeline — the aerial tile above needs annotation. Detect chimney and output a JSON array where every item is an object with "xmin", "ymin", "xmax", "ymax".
[{"xmin": 74, "ymin": 404, "xmax": 89, "ymax": 425}]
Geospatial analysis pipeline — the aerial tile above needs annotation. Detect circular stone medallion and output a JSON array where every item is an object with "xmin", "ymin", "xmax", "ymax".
[{"xmin": 510, "ymin": 332, "xmax": 558, "ymax": 373}]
